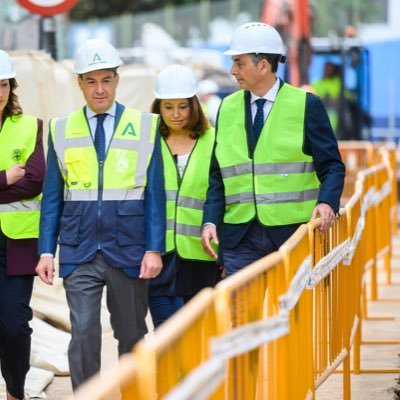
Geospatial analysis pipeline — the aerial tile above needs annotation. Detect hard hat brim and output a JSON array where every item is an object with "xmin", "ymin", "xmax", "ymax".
[
  {"xmin": 153, "ymin": 91, "xmax": 197, "ymax": 100},
  {"xmin": 0, "ymin": 72, "xmax": 16, "ymax": 79},
  {"xmin": 223, "ymin": 49, "xmax": 245, "ymax": 56},
  {"xmin": 74, "ymin": 60, "xmax": 124, "ymax": 75}
]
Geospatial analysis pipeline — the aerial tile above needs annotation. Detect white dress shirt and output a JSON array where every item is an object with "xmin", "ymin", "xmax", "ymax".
[
  {"xmin": 86, "ymin": 102, "xmax": 117, "ymax": 150},
  {"xmin": 250, "ymin": 78, "xmax": 280, "ymax": 124}
]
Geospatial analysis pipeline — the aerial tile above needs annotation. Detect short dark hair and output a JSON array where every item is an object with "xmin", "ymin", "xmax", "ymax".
[
  {"xmin": 249, "ymin": 53, "xmax": 281, "ymax": 73},
  {"xmin": 2, "ymin": 78, "xmax": 23, "ymax": 120},
  {"xmin": 151, "ymin": 95, "xmax": 210, "ymax": 139}
]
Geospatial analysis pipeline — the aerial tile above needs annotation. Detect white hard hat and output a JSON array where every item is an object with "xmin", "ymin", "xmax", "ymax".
[
  {"xmin": 0, "ymin": 49, "xmax": 16, "ymax": 80},
  {"xmin": 74, "ymin": 38, "xmax": 123, "ymax": 74},
  {"xmin": 198, "ymin": 79, "xmax": 219, "ymax": 95},
  {"xmin": 224, "ymin": 22, "xmax": 286, "ymax": 58},
  {"xmin": 154, "ymin": 65, "xmax": 198, "ymax": 99}
]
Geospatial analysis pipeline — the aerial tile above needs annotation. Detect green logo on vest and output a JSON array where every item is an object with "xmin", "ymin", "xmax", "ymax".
[
  {"xmin": 121, "ymin": 123, "xmax": 136, "ymax": 136},
  {"xmin": 92, "ymin": 53, "xmax": 102, "ymax": 63},
  {"xmin": 12, "ymin": 149, "xmax": 22, "ymax": 162}
]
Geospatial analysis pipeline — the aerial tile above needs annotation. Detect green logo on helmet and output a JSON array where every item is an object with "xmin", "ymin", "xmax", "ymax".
[{"xmin": 92, "ymin": 53, "xmax": 102, "ymax": 63}]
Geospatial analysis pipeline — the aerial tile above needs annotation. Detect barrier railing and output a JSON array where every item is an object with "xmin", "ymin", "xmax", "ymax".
[
  {"xmin": 338, "ymin": 141, "xmax": 375, "ymax": 204},
  {"xmin": 279, "ymin": 224, "xmax": 315, "ymax": 400},
  {"xmin": 73, "ymin": 143, "xmax": 398, "ymax": 399},
  {"xmin": 307, "ymin": 216, "xmax": 353, "ymax": 400},
  {"xmin": 72, "ymin": 354, "xmax": 140, "ymax": 400},
  {"xmin": 135, "ymin": 288, "xmax": 223, "ymax": 400},
  {"xmin": 212, "ymin": 252, "xmax": 287, "ymax": 400}
]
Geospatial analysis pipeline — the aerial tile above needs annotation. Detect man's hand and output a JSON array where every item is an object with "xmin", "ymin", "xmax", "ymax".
[
  {"xmin": 311, "ymin": 203, "xmax": 336, "ymax": 233},
  {"xmin": 6, "ymin": 164, "xmax": 25, "ymax": 185},
  {"xmin": 139, "ymin": 252, "xmax": 163, "ymax": 279},
  {"xmin": 35, "ymin": 256, "xmax": 55, "ymax": 285},
  {"xmin": 201, "ymin": 224, "xmax": 219, "ymax": 259}
]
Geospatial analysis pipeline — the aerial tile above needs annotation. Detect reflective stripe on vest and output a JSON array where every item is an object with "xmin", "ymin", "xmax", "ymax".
[
  {"xmin": 0, "ymin": 115, "xmax": 41, "ymax": 239},
  {"xmin": 51, "ymin": 108, "xmax": 158, "ymax": 202},
  {"xmin": 216, "ymin": 84, "xmax": 320, "ymax": 226},
  {"xmin": 161, "ymin": 129, "xmax": 216, "ymax": 261}
]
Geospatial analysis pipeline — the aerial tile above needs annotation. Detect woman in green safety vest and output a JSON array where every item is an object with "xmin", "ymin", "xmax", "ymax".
[
  {"xmin": 148, "ymin": 65, "xmax": 221, "ymax": 328},
  {"xmin": 0, "ymin": 49, "xmax": 45, "ymax": 400}
]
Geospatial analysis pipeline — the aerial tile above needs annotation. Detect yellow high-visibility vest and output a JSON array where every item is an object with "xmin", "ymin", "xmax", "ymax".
[
  {"xmin": 216, "ymin": 83, "xmax": 320, "ymax": 226},
  {"xmin": 0, "ymin": 115, "xmax": 41, "ymax": 239},
  {"xmin": 50, "ymin": 108, "xmax": 158, "ymax": 202},
  {"xmin": 162, "ymin": 128, "xmax": 217, "ymax": 260}
]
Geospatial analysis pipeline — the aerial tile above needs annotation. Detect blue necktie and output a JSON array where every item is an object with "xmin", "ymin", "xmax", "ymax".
[
  {"xmin": 253, "ymin": 98, "xmax": 267, "ymax": 142},
  {"xmin": 94, "ymin": 113, "xmax": 107, "ymax": 162}
]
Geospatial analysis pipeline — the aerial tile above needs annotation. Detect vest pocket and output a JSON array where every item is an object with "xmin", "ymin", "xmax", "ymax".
[
  {"xmin": 58, "ymin": 202, "xmax": 83, "ymax": 245},
  {"xmin": 117, "ymin": 201, "xmax": 145, "ymax": 246},
  {"xmin": 65, "ymin": 149, "xmax": 91, "ymax": 186}
]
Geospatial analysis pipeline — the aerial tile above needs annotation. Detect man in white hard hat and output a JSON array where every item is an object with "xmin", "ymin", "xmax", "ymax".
[
  {"xmin": 35, "ymin": 38, "xmax": 165, "ymax": 389},
  {"xmin": 201, "ymin": 22, "xmax": 345, "ymax": 276}
]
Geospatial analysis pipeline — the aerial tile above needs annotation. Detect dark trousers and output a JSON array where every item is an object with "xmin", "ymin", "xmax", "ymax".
[
  {"xmin": 223, "ymin": 220, "xmax": 279, "ymax": 276},
  {"xmin": 63, "ymin": 252, "xmax": 149, "ymax": 390},
  {"xmin": 148, "ymin": 252, "xmax": 184, "ymax": 328},
  {"xmin": 0, "ymin": 229, "xmax": 34, "ymax": 399},
  {"xmin": 148, "ymin": 296, "xmax": 184, "ymax": 328}
]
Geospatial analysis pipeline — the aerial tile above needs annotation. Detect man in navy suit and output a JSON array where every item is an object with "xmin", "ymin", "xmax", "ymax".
[
  {"xmin": 35, "ymin": 38, "xmax": 165, "ymax": 389},
  {"xmin": 201, "ymin": 22, "xmax": 345, "ymax": 276}
]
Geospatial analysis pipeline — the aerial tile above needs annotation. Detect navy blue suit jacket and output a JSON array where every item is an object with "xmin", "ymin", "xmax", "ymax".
[
  {"xmin": 39, "ymin": 102, "xmax": 165, "ymax": 275},
  {"xmin": 203, "ymin": 82, "xmax": 345, "ymax": 249}
]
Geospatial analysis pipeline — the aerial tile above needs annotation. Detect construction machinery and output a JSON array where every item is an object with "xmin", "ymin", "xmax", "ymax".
[{"xmin": 261, "ymin": 0, "xmax": 371, "ymax": 140}]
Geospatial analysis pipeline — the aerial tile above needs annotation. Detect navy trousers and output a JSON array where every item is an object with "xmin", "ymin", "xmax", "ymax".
[
  {"xmin": 222, "ymin": 220, "xmax": 279, "ymax": 276},
  {"xmin": 0, "ymin": 229, "xmax": 34, "ymax": 399}
]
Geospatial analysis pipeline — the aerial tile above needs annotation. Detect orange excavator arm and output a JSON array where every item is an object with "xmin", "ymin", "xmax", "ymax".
[{"xmin": 261, "ymin": 0, "xmax": 312, "ymax": 86}]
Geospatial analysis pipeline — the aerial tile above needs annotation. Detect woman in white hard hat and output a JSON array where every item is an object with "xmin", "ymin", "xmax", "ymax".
[
  {"xmin": 0, "ymin": 49, "xmax": 45, "ymax": 400},
  {"xmin": 148, "ymin": 64, "xmax": 221, "ymax": 328}
]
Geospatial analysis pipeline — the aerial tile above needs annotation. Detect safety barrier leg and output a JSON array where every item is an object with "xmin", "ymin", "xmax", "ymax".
[
  {"xmin": 370, "ymin": 260, "xmax": 378, "ymax": 301},
  {"xmin": 353, "ymin": 322, "xmax": 361, "ymax": 375},
  {"xmin": 343, "ymin": 354, "xmax": 351, "ymax": 400}
]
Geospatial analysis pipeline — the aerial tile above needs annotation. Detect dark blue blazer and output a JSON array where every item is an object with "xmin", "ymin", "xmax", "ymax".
[
  {"xmin": 39, "ymin": 102, "xmax": 165, "ymax": 275},
  {"xmin": 202, "ymin": 81, "xmax": 345, "ymax": 249}
]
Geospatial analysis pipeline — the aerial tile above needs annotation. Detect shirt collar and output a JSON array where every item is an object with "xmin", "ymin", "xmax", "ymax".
[
  {"xmin": 250, "ymin": 78, "xmax": 280, "ymax": 104},
  {"xmin": 86, "ymin": 102, "xmax": 117, "ymax": 119}
]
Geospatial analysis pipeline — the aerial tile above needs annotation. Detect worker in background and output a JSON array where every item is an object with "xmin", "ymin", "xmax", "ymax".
[
  {"xmin": 0, "ymin": 50, "xmax": 45, "ymax": 400},
  {"xmin": 312, "ymin": 61, "xmax": 341, "ymax": 132},
  {"xmin": 198, "ymin": 78, "xmax": 222, "ymax": 126},
  {"xmin": 35, "ymin": 38, "xmax": 165, "ymax": 390},
  {"xmin": 201, "ymin": 22, "xmax": 345, "ymax": 276},
  {"xmin": 148, "ymin": 65, "xmax": 220, "ymax": 328}
]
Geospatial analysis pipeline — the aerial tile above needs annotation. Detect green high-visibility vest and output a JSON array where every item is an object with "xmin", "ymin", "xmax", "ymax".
[
  {"xmin": 50, "ymin": 108, "xmax": 158, "ymax": 201},
  {"xmin": 0, "ymin": 115, "xmax": 41, "ymax": 239},
  {"xmin": 162, "ymin": 128, "xmax": 216, "ymax": 261},
  {"xmin": 216, "ymin": 83, "xmax": 320, "ymax": 226}
]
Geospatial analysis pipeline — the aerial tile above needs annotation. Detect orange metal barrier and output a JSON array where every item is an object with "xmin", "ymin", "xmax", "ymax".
[
  {"xmin": 133, "ymin": 288, "xmax": 223, "ymax": 400},
  {"xmin": 307, "ymin": 216, "xmax": 353, "ymax": 400},
  {"xmin": 73, "ymin": 143, "xmax": 398, "ymax": 400},
  {"xmin": 279, "ymin": 224, "xmax": 315, "ymax": 400},
  {"xmin": 339, "ymin": 141, "xmax": 375, "ymax": 204},
  {"xmin": 377, "ymin": 143, "xmax": 398, "ymax": 235},
  {"xmin": 213, "ymin": 252, "xmax": 288, "ymax": 400},
  {"xmin": 72, "ymin": 354, "xmax": 140, "ymax": 400}
]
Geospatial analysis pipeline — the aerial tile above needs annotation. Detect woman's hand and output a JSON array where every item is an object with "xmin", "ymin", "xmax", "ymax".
[{"xmin": 6, "ymin": 164, "xmax": 26, "ymax": 185}]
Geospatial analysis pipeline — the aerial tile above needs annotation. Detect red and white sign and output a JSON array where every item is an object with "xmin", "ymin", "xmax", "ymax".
[{"xmin": 17, "ymin": 0, "xmax": 79, "ymax": 16}]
